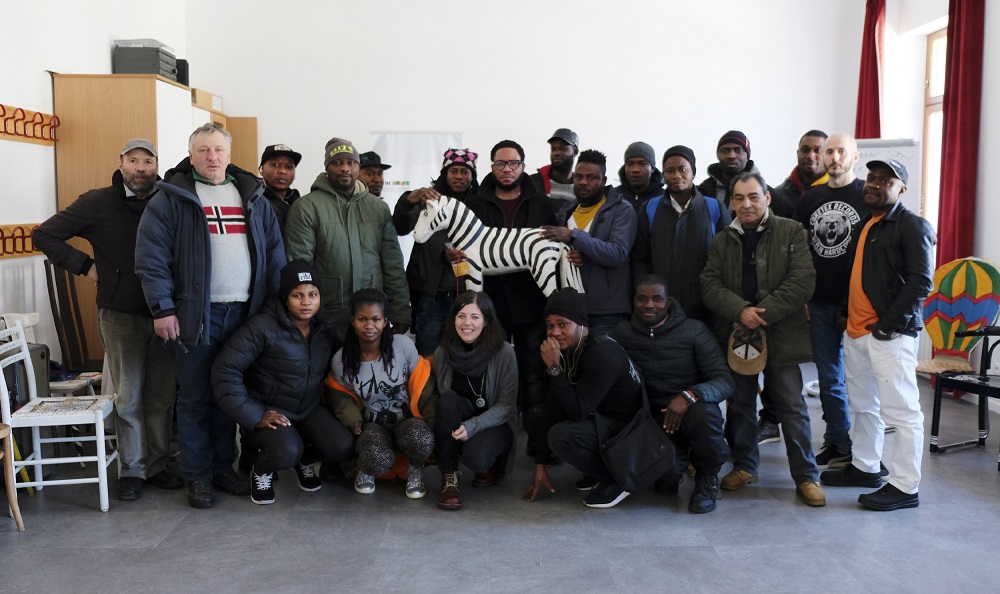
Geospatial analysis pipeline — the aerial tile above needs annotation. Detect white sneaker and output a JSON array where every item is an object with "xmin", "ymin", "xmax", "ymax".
[
  {"xmin": 405, "ymin": 464, "xmax": 426, "ymax": 499},
  {"xmin": 354, "ymin": 472, "xmax": 375, "ymax": 494}
]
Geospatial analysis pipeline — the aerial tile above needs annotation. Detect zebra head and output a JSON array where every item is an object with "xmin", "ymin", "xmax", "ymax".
[{"xmin": 412, "ymin": 195, "xmax": 454, "ymax": 244}]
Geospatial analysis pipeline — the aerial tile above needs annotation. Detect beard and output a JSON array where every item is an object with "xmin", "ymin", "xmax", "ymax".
[
  {"xmin": 123, "ymin": 172, "xmax": 155, "ymax": 197},
  {"xmin": 496, "ymin": 177, "xmax": 521, "ymax": 192}
]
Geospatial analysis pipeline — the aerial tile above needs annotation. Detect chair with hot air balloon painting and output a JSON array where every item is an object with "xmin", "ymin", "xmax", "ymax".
[{"xmin": 920, "ymin": 257, "xmax": 1000, "ymax": 468}]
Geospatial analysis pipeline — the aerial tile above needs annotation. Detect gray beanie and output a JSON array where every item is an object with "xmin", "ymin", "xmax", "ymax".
[{"xmin": 624, "ymin": 141, "xmax": 655, "ymax": 166}]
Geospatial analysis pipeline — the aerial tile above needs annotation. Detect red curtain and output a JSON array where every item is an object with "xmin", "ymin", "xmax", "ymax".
[
  {"xmin": 937, "ymin": 0, "xmax": 986, "ymax": 266},
  {"xmin": 855, "ymin": 0, "xmax": 885, "ymax": 139}
]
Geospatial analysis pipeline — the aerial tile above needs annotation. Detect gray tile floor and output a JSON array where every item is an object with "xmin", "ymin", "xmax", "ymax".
[{"xmin": 3, "ymin": 367, "xmax": 1000, "ymax": 593}]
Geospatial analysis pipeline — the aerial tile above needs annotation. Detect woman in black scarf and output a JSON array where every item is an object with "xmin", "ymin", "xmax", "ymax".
[{"xmin": 432, "ymin": 291, "xmax": 518, "ymax": 510}]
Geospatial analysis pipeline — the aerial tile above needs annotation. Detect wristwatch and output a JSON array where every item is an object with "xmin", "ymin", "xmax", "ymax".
[{"xmin": 547, "ymin": 364, "xmax": 562, "ymax": 377}]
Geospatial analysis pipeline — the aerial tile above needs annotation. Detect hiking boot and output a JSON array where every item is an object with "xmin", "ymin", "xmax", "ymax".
[
  {"xmin": 858, "ymin": 483, "xmax": 919, "ymax": 511},
  {"xmin": 294, "ymin": 463, "xmax": 322, "ymax": 492},
  {"xmin": 437, "ymin": 471, "xmax": 462, "ymax": 510},
  {"xmin": 815, "ymin": 446, "xmax": 852, "ymax": 470},
  {"xmin": 797, "ymin": 481, "xmax": 827, "ymax": 507},
  {"xmin": 688, "ymin": 474, "xmax": 719, "ymax": 514},
  {"xmin": 720, "ymin": 468, "xmax": 758, "ymax": 491},
  {"xmin": 187, "ymin": 479, "xmax": 215, "ymax": 509},
  {"xmin": 354, "ymin": 471, "xmax": 376, "ymax": 494},
  {"xmin": 213, "ymin": 467, "xmax": 250, "ymax": 496},
  {"xmin": 405, "ymin": 464, "xmax": 426, "ymax": 499},
  {"xmin": 820, "ymin": 464, "xmax": 883, "ymax": 488},
  {"xmin": 757, "ymin": 420, "xmax": 780, "ymax": 444},
  {"xmin": 250, "ymin": 467, "xmax": 275, "ymax": 505}
]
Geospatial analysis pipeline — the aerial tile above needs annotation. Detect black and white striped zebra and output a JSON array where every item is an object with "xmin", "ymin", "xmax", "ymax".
[{"xmin": 412, "ymin": 196, "xmax": 584, "ymax": 296}]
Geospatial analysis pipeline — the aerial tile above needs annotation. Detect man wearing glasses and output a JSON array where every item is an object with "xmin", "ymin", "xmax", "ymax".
[{"xmin": 464, "ymin": 140, "xmax": 558, "ymax": 458}]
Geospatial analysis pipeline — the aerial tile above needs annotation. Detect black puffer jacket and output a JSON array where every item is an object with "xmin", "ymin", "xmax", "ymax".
[
  {"xmin": 614, "ymin": 165, "xmax": 664, "ymax": 209},
  {"xmin": 211, "ymin": 298, "xmax": 340, "ymax": 430},
  {"xmin": 612, "ymin": 299, "xmax": 734, "ymax": 410}
]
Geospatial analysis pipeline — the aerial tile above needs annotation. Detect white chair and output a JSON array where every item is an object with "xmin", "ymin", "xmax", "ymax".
[
  {"xmin": 0, "ymin": 322, "xmax": 118, "ymax": 512},
  {"xmin": 0, "ymin": 312, "xmax": 102, "ymax": 396}
]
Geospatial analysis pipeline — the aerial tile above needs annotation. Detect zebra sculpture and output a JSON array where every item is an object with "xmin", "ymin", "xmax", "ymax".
[{"xmin": 411, "ymin": 196, "xmax": 584, "ymax": 296}]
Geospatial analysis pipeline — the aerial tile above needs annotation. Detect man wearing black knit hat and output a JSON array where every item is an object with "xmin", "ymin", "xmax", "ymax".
[
  {"xmin": 522, "ymin": 288, "xmax": 643, "ymax": 508},
  {"xmin": 698, "ymin": 130, "xmax": 771, "ymax": 209},
  {"xmin": 614, "ymin": 141, "xmax": 664, "ymax": 209},
  {"xmin": 632, "ymin": 145, "xmax": 730, "ymax": 324}
]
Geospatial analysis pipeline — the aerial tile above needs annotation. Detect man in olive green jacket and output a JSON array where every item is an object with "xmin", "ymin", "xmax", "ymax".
[
  {"xmin": 701, "ymin": 171, "xmax": 825, "ymax": 507},
  {"xmin": 284, "ymin": 138, "xmax": 411, "ymax": 339}
]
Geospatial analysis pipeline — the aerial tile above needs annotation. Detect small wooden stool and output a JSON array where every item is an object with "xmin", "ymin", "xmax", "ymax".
[{"xmin": 1, "ymin": 423, "xmax": 25, "ymax": 531}]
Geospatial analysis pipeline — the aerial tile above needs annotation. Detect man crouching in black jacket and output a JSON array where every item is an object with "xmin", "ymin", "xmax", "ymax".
[
  {"xmin": 613, "ymin": 275, "xmax": 734, "ymax": 513},
  {"xmin": 522, "ymin": 288, "xmax": 642, "ymax": 508}
]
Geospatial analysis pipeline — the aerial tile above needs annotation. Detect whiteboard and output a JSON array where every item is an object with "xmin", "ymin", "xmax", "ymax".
[{"xmin": 855, "ymin": 138, "xmax": 921, "ymax": 216}]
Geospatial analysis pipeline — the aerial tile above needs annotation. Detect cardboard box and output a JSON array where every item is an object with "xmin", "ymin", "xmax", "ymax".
[{"xmin": 192, "ymin": 88, "xmax": 223, "ymax": 113}]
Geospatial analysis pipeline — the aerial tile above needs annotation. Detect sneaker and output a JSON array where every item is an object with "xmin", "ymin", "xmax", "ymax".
[
  {"xmin": 575, "ymin": 474, "xmax": 599, "ymax": 491},
  {"xmin": 820, "ymin": 464, "xmax": 883, "ymax": 488},
  {"xmin": 405, "ymin": 465, "xmax": 426, "ymax": 499},
  {"xmin": 187, "ymin": 479, "xmax": 215, "ymax": 509},
  {"xmin": 688, "ymin": 474, "xmax": 719, "ymax": 514},
  {"xmin": 437, "ymin": 471, "xmax": 462, "ymax": 510},
  {"xmin": 815, "ymin": 446, "xmax": 852, "ymax": 470},
  {"xmin": 354, "ymin": 472, "xmax": 376, "ymax": 494},
  {"xmin": 797, "ymin": 481, "xmax": 827, "ymax": 507},
  {"xmin": 250, "ymin": 467, "xmax": 275, "ymax": 505},
  {"xmin": 858, "ymin": 483, "xmax": 919, "ymax": 511},
  {"xmin": 213, "ymin": 467, "xmax": 250, "ymax": 496},
  {"xmin": 117, "ymin": 476, "xmax": 143, "ymax": 501},
  {"xmin": 583, "ymin": 481, "xmax": 630, "ymax": 508},
  {"xmin": 720, "ymin": 468, "xmax": 758, "ymax": 491},
  {"xmin": 757, "ymin": 420, "xmax": 780, "ymax": 444},
  {"xmin": 294, "ymin": 463, "xmax": 322, "ymax": 492}
]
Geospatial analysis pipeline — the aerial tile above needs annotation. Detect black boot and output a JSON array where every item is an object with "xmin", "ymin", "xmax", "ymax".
[{"xmin": 689, "ymin": 473, "xmax": 719, "ymax": 514}]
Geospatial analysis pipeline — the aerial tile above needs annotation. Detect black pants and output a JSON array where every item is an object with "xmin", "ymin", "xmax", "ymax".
[
  {"xmin": 548, "ymin": 417, "xmax": 624, "ymax": 485},
  {"xmin": 434, "ymin": 392, "xmax": 514, "ymax": 474},
  {"xmin": 661, "ymin": 401, "xmax": 729, "ymax": 478},
  {"xmin": 245, "ymin": 405, "xmax": 355, "ymax": 474}
]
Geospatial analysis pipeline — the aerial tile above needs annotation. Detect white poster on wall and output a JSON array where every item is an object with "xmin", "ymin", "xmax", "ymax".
[
  {"xmin": 855, "ymin": 138, "xmax": 921, "ymax": 217},
  {"xmin": 370, "ymin": 131, "xmax": 463, "ymax": 265}
]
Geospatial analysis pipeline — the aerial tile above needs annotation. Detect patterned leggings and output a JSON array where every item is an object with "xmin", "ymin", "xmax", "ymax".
[{"xmin": 356, "ymin": 417, "xmax": 434, "ymax": 476}]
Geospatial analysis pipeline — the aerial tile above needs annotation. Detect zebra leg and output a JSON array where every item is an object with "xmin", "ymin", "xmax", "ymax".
[
  {"xmin": 558, "ymin": 245, "xmax": 585, "ymax": 293},
  {"xmin": 463, "ymin": 259, "xmax": 484, "ymax": 292},
  {"xmin": 531, "ymin": 245, "xmax": 562, "ymax": 297}
]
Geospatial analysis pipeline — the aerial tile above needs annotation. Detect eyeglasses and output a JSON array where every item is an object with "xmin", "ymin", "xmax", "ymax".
[{"xmin": 491, "ymin": 159, "xmax": 523, "ymax": 170}]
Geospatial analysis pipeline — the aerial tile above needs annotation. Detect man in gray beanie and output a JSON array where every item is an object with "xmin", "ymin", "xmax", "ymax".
[
  {"xmin": 614, "ymin": 141, "xmax": 664, "ymax": 209},
  {"xmin": 522, "ymin": 288, "xmax": 643, "ymax": 509},
  {"xmin": 284, "ymin": 137, "xmax": 411, "ymax": 339}
]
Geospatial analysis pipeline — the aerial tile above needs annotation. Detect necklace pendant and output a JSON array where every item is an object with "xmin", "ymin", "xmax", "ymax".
[{"xmin": 476, "ymin": 397, "xmax": 486, "ymax": 408}]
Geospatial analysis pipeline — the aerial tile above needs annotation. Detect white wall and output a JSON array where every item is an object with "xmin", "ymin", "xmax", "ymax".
[
  {"xmin": 185, "ymin": 0, "xmax": 865, "ymax": 188},
  {"xmin": 0, "ymin": 0, "xmax": 187, "ymax": 354}
]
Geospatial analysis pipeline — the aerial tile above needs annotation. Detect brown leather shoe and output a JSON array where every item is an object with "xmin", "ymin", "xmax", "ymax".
[
  {"xmin": 437, "ymin": 472, "xmax": 462, "ymax": 510},
  {"xmin": 471, "ymin": 463, "xmax": 499, "ymax": 488}
]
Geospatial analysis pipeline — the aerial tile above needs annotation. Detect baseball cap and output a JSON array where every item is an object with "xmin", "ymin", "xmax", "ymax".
[
  {"xmin": 866, "ymin": 159, "xmax": 908, "ymax": 185},
  {"xmin": 121, "ymin": 138, "xmax": 156, "ymax": 157},
  {"xmin": 260, "ymin": 144, "xmax": 302, "ymax": 167},
  {"xmin": 727, "ymin": 326, "xmax": 767, "ymax": 376},
  {"xmin": 548, "ymin": 128, "xmax": 580, "ymax": 148}
]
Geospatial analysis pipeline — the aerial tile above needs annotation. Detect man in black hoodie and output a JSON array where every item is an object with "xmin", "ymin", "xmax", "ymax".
[
  {"xmin": 613, "ymin": 141, "xmax": 664, "ymax": 209},
  {"xmin": 698, "ymin": 130, "xmax": 771, "ymax": 209},
  {"xmin": 33, "ymin": 139, "xmax": 184, "ymax": 502}
]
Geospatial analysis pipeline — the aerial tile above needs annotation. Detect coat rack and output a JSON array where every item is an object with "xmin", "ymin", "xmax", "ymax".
[{"xmin": 1, "ymin": 103, "xmax": 59, "ymax": 145}]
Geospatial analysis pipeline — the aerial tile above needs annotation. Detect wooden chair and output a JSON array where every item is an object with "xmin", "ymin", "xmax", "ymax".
[
  {"xmin": 921, "ymin": 258, "xmax": 1000, "ymax": 467},
  {"xmin": 0, "ymin": 322, "xmax": 118, "ymax": 511},
  {"xmin": 1, "ymin": 422, "xmax": 25, "ymax": 531},
  {"xmin": 41, "ymin": 260, "xmax": 104, "ymax": 395}
]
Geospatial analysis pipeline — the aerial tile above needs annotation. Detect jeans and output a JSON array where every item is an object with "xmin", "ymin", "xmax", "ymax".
[
  {"xmin": 434, "ymin": 391, "xmax": 513, "ymax": 474},
  {"xmin": 728, "ymin": 365, "xmax": 819, "ymax": 484},
  {"xmin": 243, "ymin": 405, "xmax": 354, "ymax": 473},
  {"xmin": 175, "ymin": 301, "xmax": 249, "ymax": 482},
  {"xmin": 548, "ymin": 417, "xmax": 624, "ymax": 485},
  {"xmin": 411, "ymin": 291, "xmax": 455, "ymax": 356},
  {"xmin": 658, "ymin": 401, "xmax": 729, "ymax": 477},
  {"xmin": 844, "ymin": 332, "xmax": 923, "ymax": 494},
  {"xmin": 808, "ymin": 300, "xmax": 851, "ymax": 452},
  {"xmin": 97, "ymin": 308, "xmax": 177, "ymax": 479}
]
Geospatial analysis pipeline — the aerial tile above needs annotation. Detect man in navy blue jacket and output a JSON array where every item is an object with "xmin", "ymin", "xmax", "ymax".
[{"xmin": 136, "ymin": 123, "xmax": 286, "ymax": 509}]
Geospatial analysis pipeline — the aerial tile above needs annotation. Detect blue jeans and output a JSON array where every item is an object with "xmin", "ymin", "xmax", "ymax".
[
  {"xmin": 175, "ymin": 301, "xmax": 249, "ymax": 482},
  {"xmin": 728, "ymin": 365, "xmax": 819, "ymax": 484},
  {"xmin": 412, "ymin": 291, "xmax": 454, "ymax": 356},
  {"xmin": 808, "ymin": 300, "xmax": 851, "ymax": 452}
]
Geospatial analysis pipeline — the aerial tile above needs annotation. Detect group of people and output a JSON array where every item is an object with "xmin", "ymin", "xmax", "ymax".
[{"xmin": 31, "ymin": 122, "xmax": 935, "ymax": 515}]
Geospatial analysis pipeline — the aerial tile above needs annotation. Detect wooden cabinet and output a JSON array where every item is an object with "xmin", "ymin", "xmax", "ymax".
[{"xmin": 52, "ymin": 74, "xmax": 258, "ymax": 361}]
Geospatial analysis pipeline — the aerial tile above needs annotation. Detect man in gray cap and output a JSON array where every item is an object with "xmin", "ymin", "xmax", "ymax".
[
  {"xmin": 34, "ymin": 138, "xmax": 183, "ymax": 502},
  {"xmin": 284, "ymin": 137, "xmax": 411, "ymax": 339},
  {"xmin": 614, "ymin": 141, "xmax": 664, "ymax": 209},
  {"xmin": 530, "ymin": 128, "xmax": 579, "ymax": 201},
  {"xmin": 358, "ymin": 151, "xmax": 392, "ymax": 197},
  {"xmin": 259, "ymin": 143, "xmax": 302, "ymax": 234}
]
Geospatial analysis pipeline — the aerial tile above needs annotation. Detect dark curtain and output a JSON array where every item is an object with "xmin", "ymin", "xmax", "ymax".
[
  {"xmin": 855, "ymin": 0, "xmax": 885, "ymax": 139},
  {"xmin": 937, "ymin": 0, "xmax": 986, "ymax": 265}
]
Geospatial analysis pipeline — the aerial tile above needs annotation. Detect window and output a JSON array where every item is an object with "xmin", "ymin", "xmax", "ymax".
[{"xmin": 922, "ymin": 29, "xmax": 946, "ymax": 231}]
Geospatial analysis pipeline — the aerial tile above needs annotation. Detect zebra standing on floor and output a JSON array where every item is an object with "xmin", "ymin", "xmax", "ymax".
[{"xmin": 411, "ymin": 195, "xmax": 584, "ymax": 297}]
